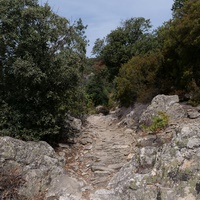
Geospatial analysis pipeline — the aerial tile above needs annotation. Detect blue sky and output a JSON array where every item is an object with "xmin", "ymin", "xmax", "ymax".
[{"xmin": 41, "ymin": 0, "xmax": 174, "ymax": 57}]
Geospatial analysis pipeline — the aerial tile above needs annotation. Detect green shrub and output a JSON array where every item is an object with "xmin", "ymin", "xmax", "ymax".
[
  {"xmin": 141, "ymin": 112, "xmax": 169, "ymax": 134},
  {"xmin": 86, "ymin": 67, "xmax": 109, "ymax": 107},
  {"xmin": 115, "ymin": 52, "xmax": 163, "ymax": 106}
]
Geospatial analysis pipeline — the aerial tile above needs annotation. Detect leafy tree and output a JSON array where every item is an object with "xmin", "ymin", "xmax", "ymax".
[
  {"xmin": 91, "ymin": 38, "xmax": 105, "ymax": 58},
  {"xmin": 93, "ymin": 18, "xmax": 153, "ymax": 80},
  {"xmin": 0, "ymin": 0, "xmax": 87, "ymax": 141},
  {"xmin": 158, "ymin": 0, "xmax": 200, "ymax": 96},
  {"xmin": 115, "ymin": 51, "xmax": 163, "ymax": 106},
  {"xmin": 115, "ymin": 0, "xmax": 200, "ymax": 107},
  {"xmin": 86, "ymin": 61, "xmax": 109, "ymax": 106},
  {"xmin": 172, "ymin": 0, "xmax": 188, "ymax": 17}
]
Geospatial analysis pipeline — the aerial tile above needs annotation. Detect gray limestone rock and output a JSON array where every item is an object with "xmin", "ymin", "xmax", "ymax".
[
  {"xmin": 65, "ymin": 115, "xmax": 82, "ymax": 131},
  {"xmin": 46, "ymin": 174, "xmax": 82, "ymax": 200},
  {"xmin": 90, "ymin": 189, "xmax": 121, "ymax": 200},
  {"xmin": 96, "ymin": 105, "xmax": 109, "ymax": 115},
  {"xmin": 187, "ymin": 109, "xmax": 200, "ymax": 119},
  {"xmin": 139, "ymin": 95, "xmax": 186, "ymax": 125},
  {"xmin": 0, "ymin": 136, "xmax": 82, "ymax": 199},
  {"xmin": 91, "ymin": 118, "xmax": 200, "ymax": 200},
  {"xmin": 117, "ymin": 103, "xmax": 148, "ymax": 128}
]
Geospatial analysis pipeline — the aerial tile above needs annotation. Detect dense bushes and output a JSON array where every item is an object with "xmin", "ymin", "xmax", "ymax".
[
  {"xmin": 91, "ymin": 0, "xmax": 200, "ymax": 108},
  {"xmin": 86, "ymin": 61, "xmax": 109, "ymax": 107},
  {"xmin": 0, "ymin": 0, "xmax": 199, "ymax": 141},
  {"xmin": 0, "ymin": 0, "xmax": 87, "ymax": 141},
  {"xmin": 115, "ymin": 52, "xmax": 163, "ymax": 106},
  {"xmin": 158, "ymin": 0, "xmax": 200, "ymax": 95},
  {"xmin": 92, "ymin": 18, "xmax": 154, "ymax": 80},
  {"xmin": 141, "ymin": 112, "xmax": 169, "ymax": 134}
]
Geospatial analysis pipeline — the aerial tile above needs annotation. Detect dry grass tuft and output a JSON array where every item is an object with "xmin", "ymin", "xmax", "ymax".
[{"xmin": 0, "ymin": 167, "xmax": 26, "ymax": 200}]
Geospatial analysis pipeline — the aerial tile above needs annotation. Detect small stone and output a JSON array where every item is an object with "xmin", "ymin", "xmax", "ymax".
[
  {"xmin": 107, "ymin": 163, "xmax": 124, "ymax": 170},
  {"xmin": 58, "ymin": 143, "xmax": 69, "ymax": 148},
  {"xmin": 72, "ymin": 165, "xmax": 79, "ymax": 171},
  {"xmin": 187, "ymin": 109, "xmax": 200, "ymax": 119},
  {"xmin": 84, "ymin": 145, "xmax": 93, "ymax": 150},
  {"xmin": 58, "ymin": 151, "xmax": 65, "ymax": 157},
  {"xmin": 81, "ymin": 172, "xmax": 88, "ymax": 176},
  {"xmin": 127, "ymin": 153, "xmax": 134, "ymax": 160},
  {"xmin": 91, "ymin": 177, "xmax": 108, "ymax": 185},
  {"xmin": 94, "ymin": 171, "xmax": 111, "ymax": 175},
  {"xmin": 187, "ymin": 138, "xmax": 200, "ymax": 149},
  {"xmin": 91, "ymin": 165, "xmax": 114, "ymax": 172},
  {"xmin": 124, "ymin": 128, "xmax": 134, "ymax": 134},
  {"xmin": 80, "ymin": 139, "xmax": 88, "ymax": 145},
  {"xmin": 80, "ymin": 138, "xmax": 93, "ymax": 145},
  {"xmin": 112, "ymin": 145, "xmax": 129, "ymax": 149},
  {"xmin": 82, "ymin": 185, "xmax": 93, "ymax": 192}
]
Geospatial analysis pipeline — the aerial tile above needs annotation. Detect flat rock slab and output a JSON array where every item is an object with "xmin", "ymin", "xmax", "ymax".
[
  {"xmin": 46, "ymin": 174, "xmax": 82, "ymax": 200},
  {"xmin": 107, "ymin": 163, "xmax": 124, "ymax": 170},
  {"xmin": 91, "ymin": 165, "xmax": 115, "ymax": 172},
  {"xmin": 112, "ymin": 145, "xmax": 130, "ymax": 149}
]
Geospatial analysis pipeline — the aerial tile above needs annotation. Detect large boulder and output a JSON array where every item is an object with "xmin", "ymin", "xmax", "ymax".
[
  {"xmin": 0, "ymin": 136, "xmax": 82, "ymax": 199},
  {"xmin": 91, "ymin": 118, "xmax": 200, "ymax": 200},
  {"xmin": 139, "ymin": 95, "xmax": 186, "ymax": 125},
  {"xmin": 65, "ymin": 115, "xmax": 82, "ymax": 132},
  {"xmin": 46, "ymin": 174, "xmax": 82, "ymax": 200},
  {"xmin": 117, "ymin": 104, "xmax": 149, "ymax": 129}
]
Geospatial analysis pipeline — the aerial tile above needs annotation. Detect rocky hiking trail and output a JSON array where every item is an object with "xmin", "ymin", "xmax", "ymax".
[
  {"xmin": 1, "ymin": 95, "xmax": 200, "ymax": 199},
  {"xmin": 57, "ymin": 114, "xmax": 136, "ymax": 199}
]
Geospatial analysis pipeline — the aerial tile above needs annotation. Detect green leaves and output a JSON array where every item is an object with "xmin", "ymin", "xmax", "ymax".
[
  {"xmin": 0, "ymin": 0, "xmax": 87, "ymax": 141},
  {"xmin": 172, "ymin": 0, "xmax": 187, "ymax": 17},
  {"xmin": 141, "ymin": 112, "xmax": 169, "ymax": 134},
  {"xmin": 93, "ymin": 17, "xmax": 153, "ymax": 80},
  {"xmin": 116, "ymin": 52, "xmax": 163, "ymax": 106},
  {"xmin": 88, "ymin": 1, "xmax": 200, "ymax": 109},
  {"xmin": 159, "ymin": 0, "xmax": 200, "ymax": 94},
  {"xmin": 13, "ymin": 57, "xmax": 46, "ymax": 84}
]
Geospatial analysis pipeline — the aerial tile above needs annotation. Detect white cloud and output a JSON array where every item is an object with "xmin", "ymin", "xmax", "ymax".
[{"xmin": 43, "ymin": 0, "xmax": 174, "ymax": 56}]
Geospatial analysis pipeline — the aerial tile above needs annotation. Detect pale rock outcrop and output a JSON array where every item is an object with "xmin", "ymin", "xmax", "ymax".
[
  {"xmin": 117, "ymin": 104, "xmax": 148, "ymax": 128},
  {"xmin": 187, "ymin": 107, "xmax": 200, "ymax": 119},
  {"xmin": 65, "ymin": 115, "xmax": 82, "ymax": 131},
  {"xmin": 0, "ymin": 136, "xmax": 82, "ymax": 200},
  {"xmin": 91, "ymin": 119, "xmax": 200, "ymax": 200},
  {"xmin": 139, "ymin": 94, "xmax": 186, "ymax": 125},
  {"xmin": 90, "ymin": 95, "xmax": 200, "ymax": 200},
  {"xmin": 96, "ymin": 105, "xmax": 109, "ymax": 115},
  {"xmin": 46, "ymin": 175, "xmax": 82, "ymax": 200}
]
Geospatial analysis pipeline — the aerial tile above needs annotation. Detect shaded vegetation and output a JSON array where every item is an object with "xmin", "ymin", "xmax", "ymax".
[
  {"xmin": 0, "ymin": 0, "xmax": 87, "ymax": 141},
  {"xmin": 159, "ymin": 0, "xmax": 200, "ymax": 99},
  {"xmin": 115, "ymin": 51, "xmax": 163, "ymax": 106},
  {"xmin": 86, "ymin": 61, "xmax": 109, "ymax": 106},
  {"xmin": 141, "ymin": 112, "xmax": 169, "ymax": 134},
  {"xmin": 91, "ymin": 0, "xmax": 200, "ymax": 107}
]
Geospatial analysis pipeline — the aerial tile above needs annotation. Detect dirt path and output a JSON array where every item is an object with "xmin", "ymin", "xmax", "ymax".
[{"xmin": 57, "ymin": 114, "xmax": 135, "ymax": 199}]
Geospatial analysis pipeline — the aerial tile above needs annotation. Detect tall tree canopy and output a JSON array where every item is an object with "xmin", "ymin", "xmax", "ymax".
[
  {"xmin": 92, "ymin": 17, "xmax": 155, "ymax": 80},
  {"xmin": 116, "ymin": 51, "xmax": 163, "ymax": 106},
  {"xmin": 0, "ymin": 0, "xmax": 87, "ymax": 140},
  {"xmin": 172, "ymin": 0, "xmax": 187, "ymax": 17},
  {"xmin": 159, "ymin": 0, "xmax": 200, "ymax": 93},
  {"xmin": 113, "ymin": 0, "xmax": 200, "ymax": 106}
]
